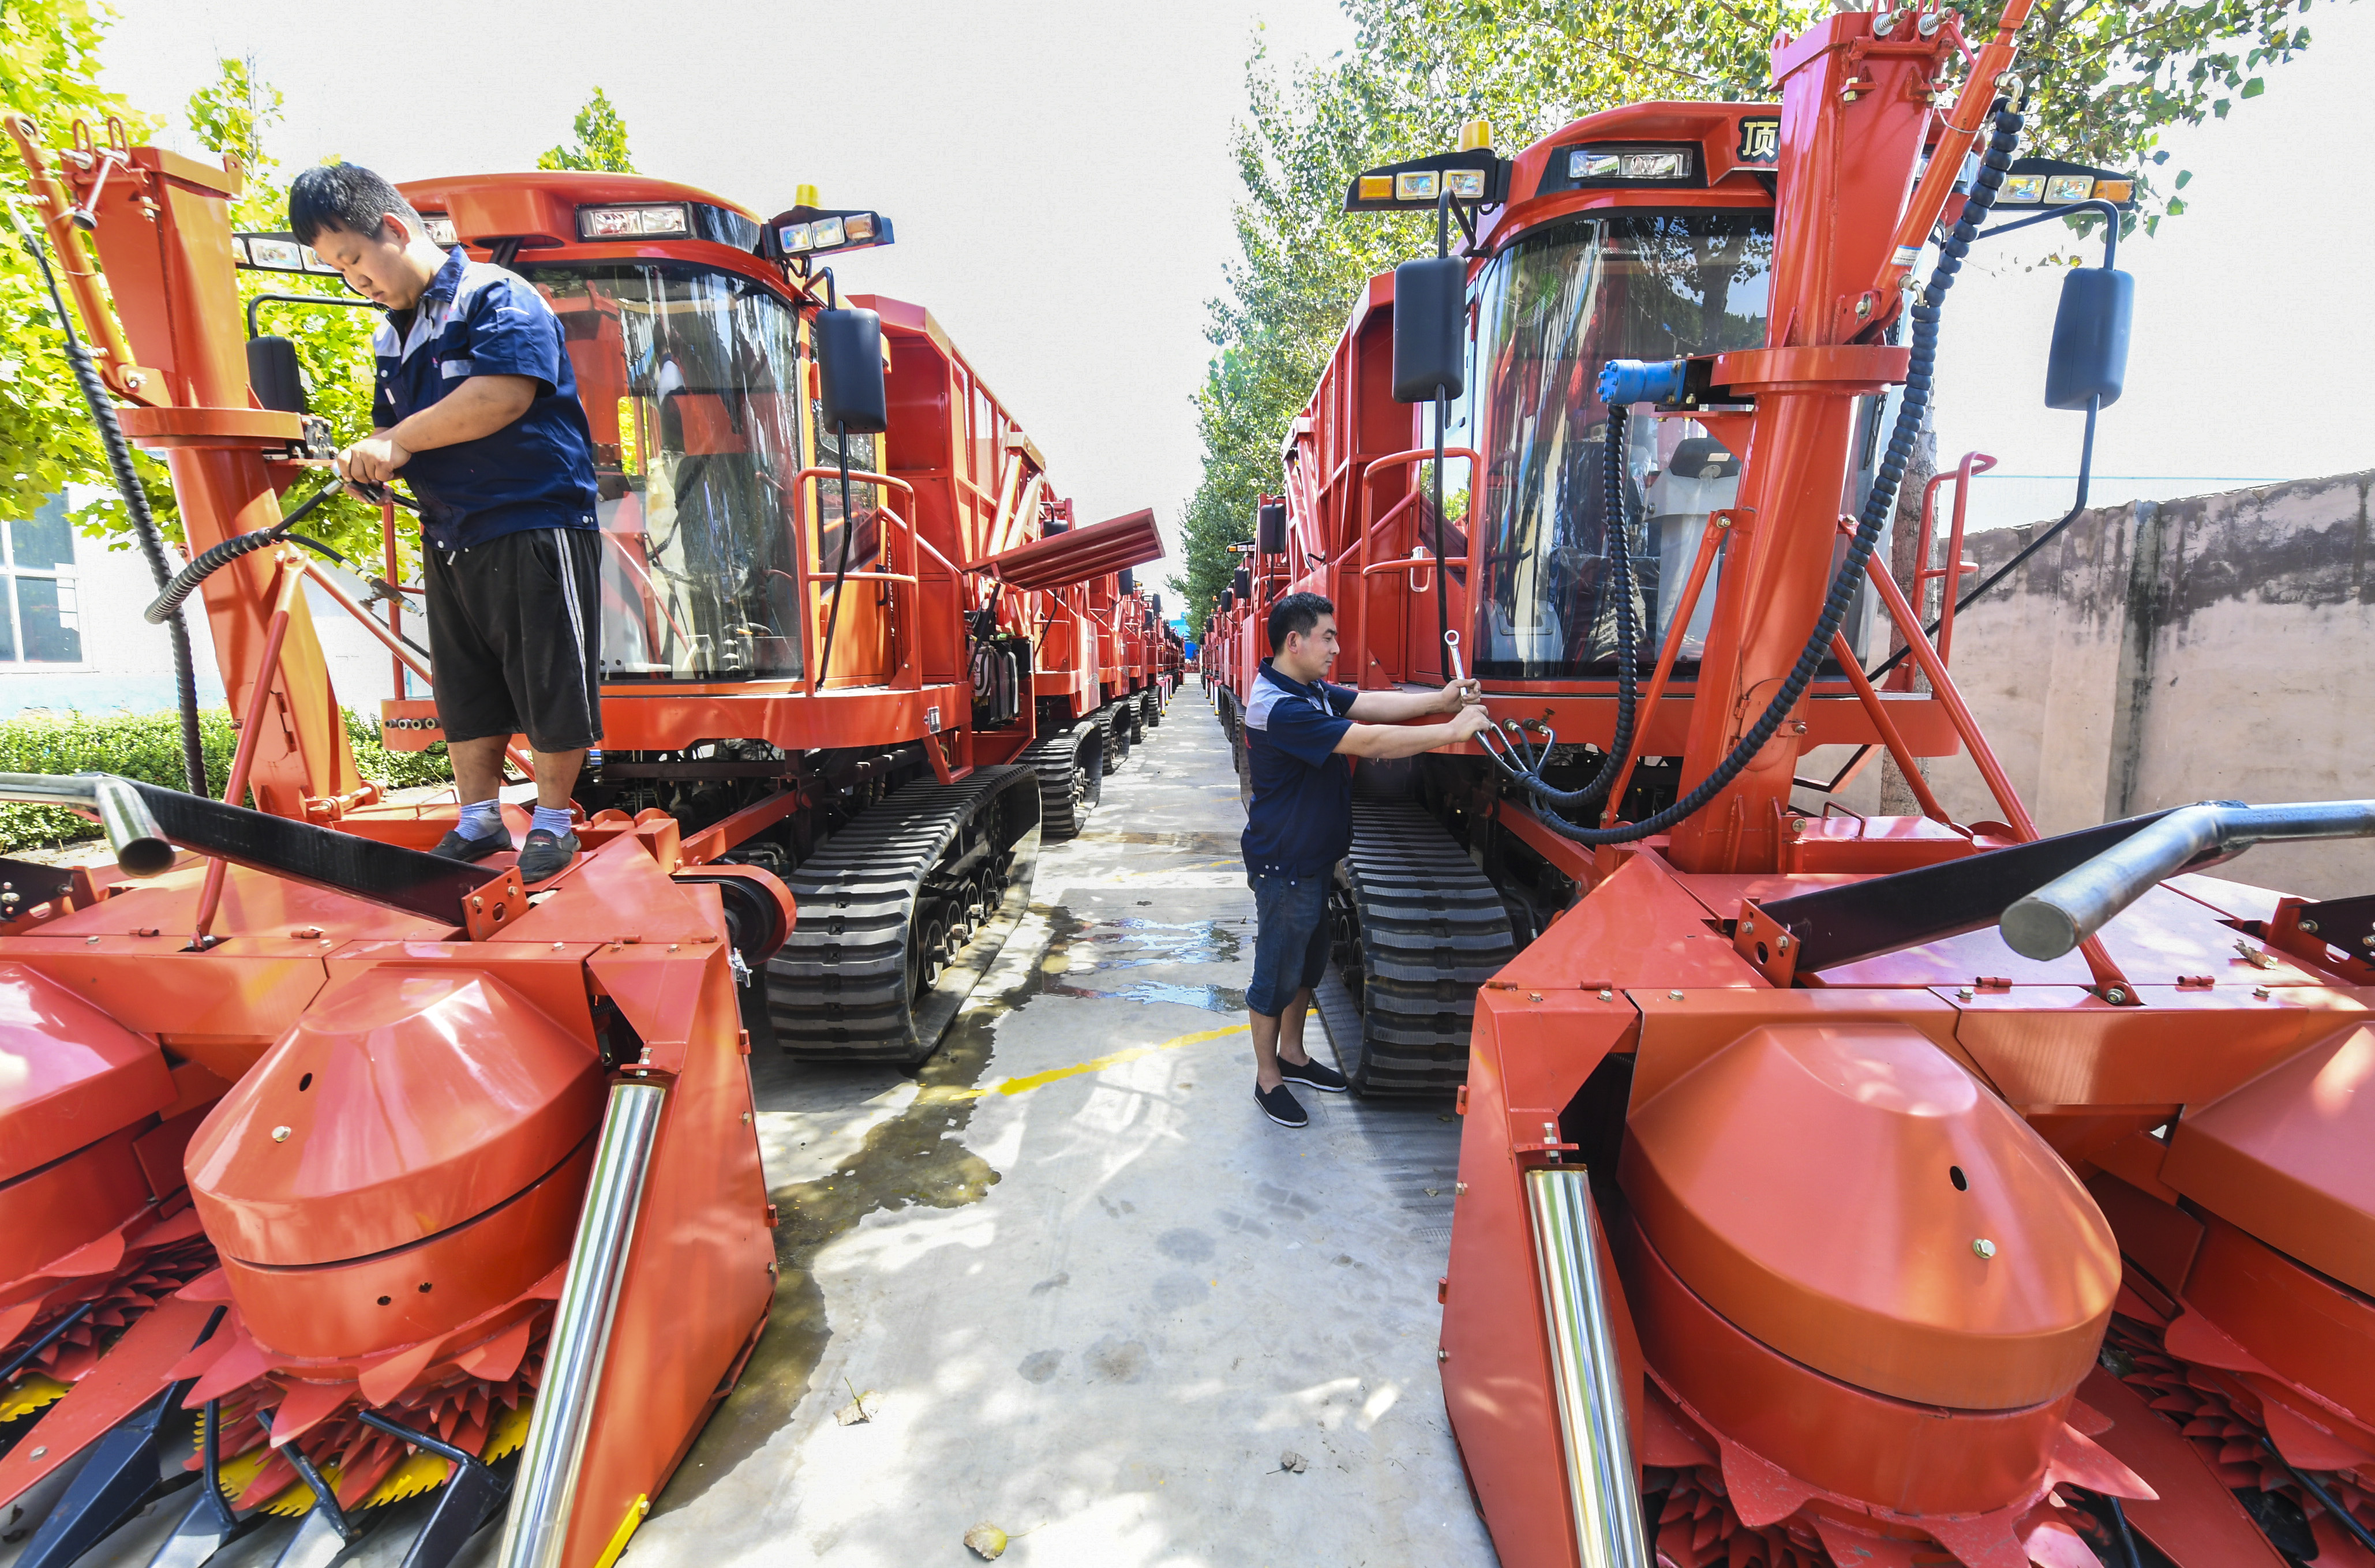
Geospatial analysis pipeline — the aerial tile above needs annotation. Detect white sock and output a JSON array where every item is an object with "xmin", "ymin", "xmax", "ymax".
[
  {"xmin": 457, "ymin": 799, "xmax": 504, "ymax": 841},
  {"xmin": 530, "ymin": 804, "xmax": 574, "ymax": 839}
]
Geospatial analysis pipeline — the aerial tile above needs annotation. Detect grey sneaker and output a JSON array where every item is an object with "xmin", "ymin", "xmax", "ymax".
[
  {"xmin": 432, "ymin": 827, "xmax": 511, "ymax": 862},
  {"xmin": 516, "ymin": 827, "xmax": 579, "ymax": 881}
]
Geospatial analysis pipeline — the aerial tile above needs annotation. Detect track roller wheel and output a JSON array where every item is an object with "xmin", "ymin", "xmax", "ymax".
[
  {"xmin": 1327, "ymin": 801, "xmax": 1515, "ymax": 1095},
  {"xmin": 1104, "ymin": 703, "xmax": 1133, "ymax": 772},
  {"xmin": 770, "ymin": 767, "xmax": 1042, "ymax": 1067},
  {"xmin": 1024, "ymin": 720, "xmax": 1105, "ymax": 842}
]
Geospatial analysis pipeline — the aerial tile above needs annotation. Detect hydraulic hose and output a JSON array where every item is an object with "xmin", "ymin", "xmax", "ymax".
[
  {"xmin": 1479, "ymin": 405, "xmax": 1644, "ymax": 811},
  {"xmin": 1514, "ymin": 102, "xmax": 2025, "ymax": 847},
  {"xmin": 143, "ymin": 480, "xmax": 354, "ymax": 625},
  {"xmin": 20, "ymin": 228, "xmax": 208, "ymax": 794}
]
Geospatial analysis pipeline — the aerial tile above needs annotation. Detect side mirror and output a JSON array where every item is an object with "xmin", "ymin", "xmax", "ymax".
[
  {"xmin": 1232, "ymin": 566, "xmax": 1252, "ymax": 601},
  {"xmin": 1392, "ymin": 256, "xmax": 1466, "ymax": 404},
  {"xmin": 248, "ymin": 336, "xmax": 307, "ymax": 415},
  {"xmin": 2044, "ymin": 267, "xmax": 2133, "ymax": 411},
  {"xmin": 815, "ymin": 307, "xmax": 889, "ymax": 434},
  {"xmin": 1119, "ymin": 568, "xmax": 1135, "ymax": 597},
  {"xmin": 1220, "ymin": 588, "xmax": 1235, "ymax": 614},
  {"xmin": 1257, "ymin": 500, "xmax": 1286, "ymax": 556}
]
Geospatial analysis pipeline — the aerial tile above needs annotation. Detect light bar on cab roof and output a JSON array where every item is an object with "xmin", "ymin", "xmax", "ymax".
[
  {"xmin": 234, "ymin": 232, "xmax": 341, "ymax": 273},
  {"xmin": 1994, "ymin": 159, "xmax": 2138, "ymax": 211},
  {"xmin": 762, "ymin": 205, "xmax": 894, "ymax": 262},
  {"xmin": 1571, "ymin": 148, "xmax": 1692, "ymax": 182},
  {"xmin": 422, "ymin": 215, "xmax": 459, "ymax": 248},
  {"xmin": 578, "ymin": 203, "xmax": 691, "ymax": 241}
]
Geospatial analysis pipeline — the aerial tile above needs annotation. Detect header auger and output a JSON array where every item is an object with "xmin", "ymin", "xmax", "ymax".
[
  {"xmin": 0, "ymin": 117, "xmax": 1168, "ymax": 1568},
  {"xmin": 1208, "ymin": 3, "xmax": 2375, "ymax": 1563}
]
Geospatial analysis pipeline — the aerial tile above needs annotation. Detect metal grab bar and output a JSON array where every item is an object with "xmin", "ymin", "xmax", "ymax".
[
  {"xmin": 495, "ymin": 1082, "xmax": 667, "ymax": 1568},
  {"xmin": 2002, "ymin": 800, "xmax": 2375, "ymax": 960},
  {"xmin": 0, "ymin": 772, "xmax": 171, "ymax": 875},
  {"xmin": 1526, "ymin": 1169, "xmax": 1649, "ymax": 1568}
]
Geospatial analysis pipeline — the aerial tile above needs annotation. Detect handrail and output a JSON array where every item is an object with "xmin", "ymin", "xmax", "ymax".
[
  {"xmin": 2003, "ymin": 800, "xmax": 2375, "ymax": 960},
  {"xmin": 1889, "ymin": 451, "xmax": 1994, "ymax": 689},
  {"xmin": 1854, "ymin": 537, "xmax": 2131, "ymax": 994},
  {"xmin": 786, "ymin": 467, "xmax": 928, "ymax": 693},
  {"xmin": 1354, "ymin": 446, "xmax": 1481, "ymax": 689}
]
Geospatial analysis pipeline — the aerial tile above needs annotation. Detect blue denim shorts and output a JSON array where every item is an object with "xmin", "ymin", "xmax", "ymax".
[{"xmin": 1246, "ymin": 866, "xmax": 1334, "ymax": 1018}]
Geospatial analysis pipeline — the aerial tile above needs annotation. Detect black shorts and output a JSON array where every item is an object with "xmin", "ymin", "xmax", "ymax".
[{"xmin": 424, "ymin": 526, "xmax": 603, "ymax": 752}]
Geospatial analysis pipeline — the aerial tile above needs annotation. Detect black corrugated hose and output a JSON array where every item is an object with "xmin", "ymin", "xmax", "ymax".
[
  {"xmin": 1514, "ymin": 101, "xmax": 2025, "ymax": 846},
  {"xmin": 21, "ymin": 228, "xmax": 208, "ymax": 793},
  {"xmin": 143, "ymin": 480, "xmax": 353, "ymax": 626},
  {"xmin": 1479, "ymin": 403, "xmax": 1645, "ymax": 811}
]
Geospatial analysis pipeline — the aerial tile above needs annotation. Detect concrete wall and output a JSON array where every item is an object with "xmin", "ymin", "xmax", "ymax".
[{"xmin": 1906, "ymin": 469, "xmax": 2375, "ymax": 899}]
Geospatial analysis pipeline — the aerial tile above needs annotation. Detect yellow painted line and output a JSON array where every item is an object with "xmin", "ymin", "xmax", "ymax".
[{"xmin": 953, "ymin": 1023, "xmax": 1251, "ymax": 1100}]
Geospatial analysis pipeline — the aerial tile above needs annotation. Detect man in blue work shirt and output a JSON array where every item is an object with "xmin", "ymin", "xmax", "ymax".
[
  {"xmin": 293, "ymin": 163, "xmax": 601, "ymax": 882},
  {"xmin": 1242, "ymin": 591, "xmax": 1488, "ymax": 1127}
]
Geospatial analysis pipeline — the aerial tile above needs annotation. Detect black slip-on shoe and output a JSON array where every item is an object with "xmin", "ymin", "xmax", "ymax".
[
  {"xmin": 432, "ymin": 827, "xmax": 511, "ymax": 862},
  {"xmin": 516, "ymin": 827, "xmax": 580, "ymax": 882},
  {"xmin": 1278, "ymin": 1053, "xmax": 1349, "ymax": 1094},
  {"xmin": 1254, "ymin": 1080, "xmax": 1309, "ymax": 1129}
]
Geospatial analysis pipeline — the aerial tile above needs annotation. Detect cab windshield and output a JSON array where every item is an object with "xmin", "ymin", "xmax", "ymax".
[
  {"xmin": 1471, "ymin": 211, "xmax": 1772, "ymax": 680},
  {"xmin": 527, "ymin": 262, "xmax": 811, "ymax": 681}
]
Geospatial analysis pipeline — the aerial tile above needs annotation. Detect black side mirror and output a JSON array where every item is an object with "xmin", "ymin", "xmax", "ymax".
[
  {"xmin": 1119, "ymin": 568, "xmax": 1135, "ymax": 596},
  {"xmin": 1150, "ymin": 593, "xmax": 1163, "ymax": 618},
  {"xmin": 248, "ymin": 336, "xmax": 307, "ymax": 415},
  {"xmin": 1392, "ymin": 256, "xmax": 1466, "ymax": 404},
  {"xmin": 815, "ymin": 307, "xmax": 889, "ymax": 434},
  {"xmin": 1233, "ymin": 566, "xmax": 1252, "ymax": 601},
  {"xmin": 1220, "ymin": 588, "xmax": 1235, "ymax": 613},
  {"xmin": 2044, "ymin": 267, "xmax": 2133, "ymax": 411},
  {"xmin": 1257, "ymin": 501, "xmax": 1286, "ymax": 556}
]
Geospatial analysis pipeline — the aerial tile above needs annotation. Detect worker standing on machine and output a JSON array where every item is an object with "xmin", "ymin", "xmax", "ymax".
[
  {"xmin": 293, "ymin": 163, "xmax": 602, "ymax": 881},
  {"xmin": 1241, "ymin": 591, "xmax": 1489, "ymax": 1127}
]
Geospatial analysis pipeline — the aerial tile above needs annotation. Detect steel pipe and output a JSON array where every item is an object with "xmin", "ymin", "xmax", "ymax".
[
  {"xmin": 0, "ymin": 772, "xmax": 173, "ymax": 876},
  {"xmin": 2002, "ymin": 800, "xmax": 2375, "ymax": 959},
  {"xmin": 495, "ymin": 1082, "xmax": 667, "ymax": 1568},
  {"xmin": 1526, "ymin": 1169, "xmax": 1649, "ymax": 1568}
]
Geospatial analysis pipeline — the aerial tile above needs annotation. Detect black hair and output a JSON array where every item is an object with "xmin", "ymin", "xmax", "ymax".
[
  {"xmin": 288, "ymin": 163, "xmax": 425, "ymax": 249},
  {"xmin": 1267, "ymin": 591, "xmax": 1334, "ymax": 653}
]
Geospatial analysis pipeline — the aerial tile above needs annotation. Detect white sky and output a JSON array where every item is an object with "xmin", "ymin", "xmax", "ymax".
[{"xmin": 96, "ymin": 0, "xmax": 2374, "ymax": 571}]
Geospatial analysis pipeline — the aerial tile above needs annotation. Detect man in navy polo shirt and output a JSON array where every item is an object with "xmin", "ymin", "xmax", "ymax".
[
  {"xmin": 1242, "ymin": 591, "xmax": 1488, "ymax": 1128},
  {"xmin": 293, "ymin": 163, "xmax": 602, "ymax": 882}
]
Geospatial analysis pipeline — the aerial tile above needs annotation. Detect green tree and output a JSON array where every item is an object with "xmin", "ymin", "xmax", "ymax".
[
  {"xmin": 0, "ymin": 0, "xmax": 162, "ymax": 535},
  {"xmin": 1175, "ymin": 0, "xmax": 2336, "ymax": 613},
  {"xmin": 538, "ymin": 88, "xmax": 636, "ymax": 173}
]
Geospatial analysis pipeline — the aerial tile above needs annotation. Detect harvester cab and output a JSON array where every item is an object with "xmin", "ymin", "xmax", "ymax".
[
  {"xmin": 1219, "ymin": 3, "xmax": 2375, "ymax": 1564},
  {"xmin": 0, "ymin": 125, "xmax": 1164, "ymax": 1568}
]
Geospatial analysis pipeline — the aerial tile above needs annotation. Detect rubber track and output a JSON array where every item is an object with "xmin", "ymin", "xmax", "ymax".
[
  {"xmin": 1336, "ymin": 800, "xmax": 1516, "ymax": 1095},
  {"xmin": 1024, "ymin": 718, "xmax": 1103, "ymax": 843},
  {"xmin": 769, "ymin": 766, "xmax": 1039, "ymax": 1064}
]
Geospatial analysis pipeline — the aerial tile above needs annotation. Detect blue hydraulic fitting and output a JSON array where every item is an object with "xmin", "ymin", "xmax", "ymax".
[{"xmin": 1598, "ymin": 358, "xmax": 1687, "ymax": 407}]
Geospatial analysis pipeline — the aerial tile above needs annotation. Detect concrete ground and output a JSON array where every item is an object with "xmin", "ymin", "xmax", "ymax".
[
  {"xmin": 633, "ymin": 684, "xmax": 1499, "ymax": 1568},
  {"xmin": 19, "ymin": 684, "xmax": 1499, "ymax": 1568}
]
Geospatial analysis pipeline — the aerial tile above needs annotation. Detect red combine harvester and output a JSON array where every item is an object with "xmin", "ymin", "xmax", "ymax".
[
  {"xmin": 1215, "ymin": 5, "xmax": 2375, "ymax": 1565},
  {"xmin": 0, "ymin": 122, "xmax": 1159, "ymax": 1568}
]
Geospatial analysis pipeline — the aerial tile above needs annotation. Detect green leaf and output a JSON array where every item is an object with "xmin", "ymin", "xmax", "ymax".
[{"xmin": 2239, "ymin": 74, "xmax": 2265, "ymax": 96}]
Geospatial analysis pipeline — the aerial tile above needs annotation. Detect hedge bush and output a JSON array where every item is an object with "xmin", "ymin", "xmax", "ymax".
[{"xmin": 0, "ymin": 708, "xmax": 452, "ymax": 853}]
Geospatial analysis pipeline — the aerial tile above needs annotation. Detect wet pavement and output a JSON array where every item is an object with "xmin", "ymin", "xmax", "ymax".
[{"xmin": 632, "ymin": 683, "xmax": 1494, "ymax": 1567}]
